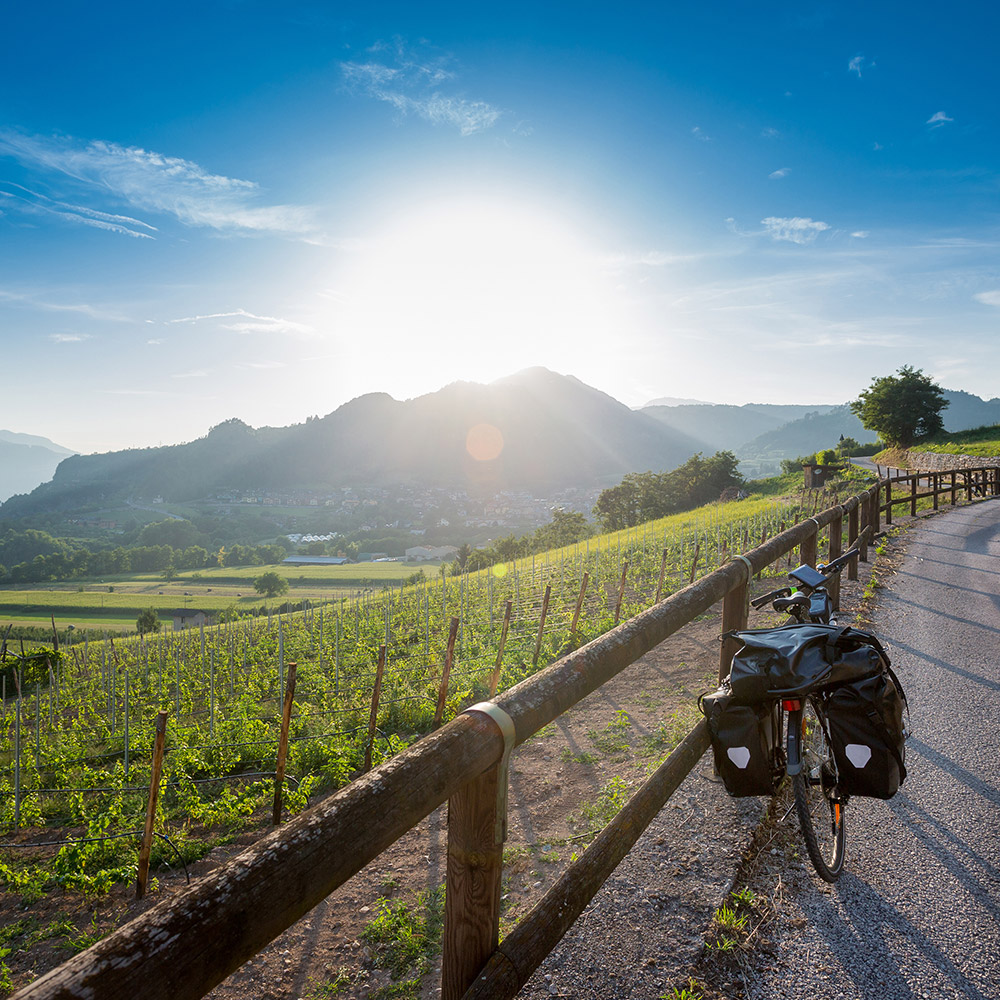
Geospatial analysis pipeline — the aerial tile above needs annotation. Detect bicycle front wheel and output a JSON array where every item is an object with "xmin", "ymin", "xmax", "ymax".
[{"xmin": 792, "ymin": 698, "xmax": 846, "ymax": 882}]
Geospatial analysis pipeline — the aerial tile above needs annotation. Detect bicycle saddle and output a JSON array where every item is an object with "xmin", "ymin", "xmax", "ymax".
[{"xmin": 773, "ymin": 593, "xmax": 810, "ymax": 613}]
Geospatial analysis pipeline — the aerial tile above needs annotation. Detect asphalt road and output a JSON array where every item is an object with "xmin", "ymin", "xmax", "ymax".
[{"xmin": 749, "ymin": 497, "xmax": 1000, "ymax": 999}]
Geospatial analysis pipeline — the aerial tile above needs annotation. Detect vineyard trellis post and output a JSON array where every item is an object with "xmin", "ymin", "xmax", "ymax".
[
  {"xmin": 364, "ymin": 648, "xmax": 386, "ymax": 772},
  {"xmin": 123, "ymin": 672, "xmax": 129, "ymax": 778},
  {"xmin": 571, "ymin": 572, "xmax": 589, "ymax": 634},
  {"xmin": 434, "ymin": 618, "xmax": 461, "ymax": 729},
  {"xmin": 688, "ymin": 542, "xmax": 700, "ymax": 584},
  {"xmin": 273, "ymin": 661, "xmax": 298, "ymax": 824},
  {"xmin": 655, "ymin": 548, "xmax": 668, "ymax": 603},
  {"xmin": 489, "ymin": 600, "xmax": 512, "ymax": 697},
  {"xmin": 13, "ymin": 690, "xmax": 21, "ymax": 828},
  {"xmin": 136, "ymin": 709, "xmax": 168, "ymax": 900},
  {"xmin": 614, "ymin": 563, "xmax": 628, "ymax": 624},
  {"xmin": 533, "ymin": 585, "xmax": 551, "ymax": 667}
]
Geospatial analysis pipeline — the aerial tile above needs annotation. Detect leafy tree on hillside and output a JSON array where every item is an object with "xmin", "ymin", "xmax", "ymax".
[
  {"xmin": 254, "ymin": 571, "xmax": 289, "ymax": 598},
  {"xmin": 850, "ymin": 366, "xmax": 948, "ymax": 447},
  {"xmin": 594, "ymin": 451, "xmax": 745, "ymax": 531},
  {"xmin": 530, "ymin": 509, "xmax": 594, "ymax": 550},
  {"xmin": 136, "ymin": 608, "xmax": 161, "ymax": 635}
]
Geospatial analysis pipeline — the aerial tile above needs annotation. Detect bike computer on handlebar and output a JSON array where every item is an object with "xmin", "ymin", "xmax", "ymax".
[{"xmin": 788, "ymin": 563, "xmax": 827, "ymax": 590}]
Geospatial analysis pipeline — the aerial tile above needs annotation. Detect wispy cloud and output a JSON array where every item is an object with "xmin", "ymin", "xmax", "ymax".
[
  {"xmin": 848, "ymin": 54, "xmax": 873, "ymax": 78},
  {"xmin": 1, "ymin": 181, "xmax": 156, "ymax": 238},
  {"xmin": 0, "ymin": 286, "xmax": 127, "ymax": 322},
  {"xmin": 851, "ymin": 231, "xmax": 870, "ymax": 239},
  {"xmin": 691, "ymin": 126, "xmax": 712, "ymax": 142},
  {"xmin": 769, "ymin": 167, "xmax": 791, "ymax": 180},
  {"xmin": 761, "ymin": 127, "xmax": 780, "ymax": 139},
  {"xmin": 974, "ymin": 290, "xmax": 1000, "ymax": 306},
  {"xmin": 173, "ymin": 369, "xmax": 209, "ymax": 378},
  {"xmin": 341, "ymin": 41, "xmax": 502, "ymax": 136},
  {"xmin": 926, "ymin": 111, "xmax": 954, "ymax": 128},
  {"xmin": 167, "ymin": 308, "xmax": 314, "ymax": 336},
  {"xmin": 49, "ymin": 333, "xmax": 91, "ymax": 343},
  {"xmin": 761, "ymin": 216, "xmax": 830, "ymax": 244},
  {"xmin": 238, "ymin": 360, "xmax": 288, "ymax": 370},
  {"xmin": 0, "ymin": 130, "xmax": 315, "ymax": 236}
]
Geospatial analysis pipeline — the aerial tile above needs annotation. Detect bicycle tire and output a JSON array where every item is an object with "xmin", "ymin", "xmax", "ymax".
[{"xmin": 792, "ymin": 698, "xmax": 846, "ymax": 882}]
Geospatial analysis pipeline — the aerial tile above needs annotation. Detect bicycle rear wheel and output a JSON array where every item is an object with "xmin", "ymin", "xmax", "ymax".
[{"xmin": 792, "ymin": 698, "xmax": 846, "ymax": 882}]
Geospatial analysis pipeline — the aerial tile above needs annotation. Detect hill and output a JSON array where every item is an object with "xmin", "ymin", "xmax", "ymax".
[
  {"xmin": 0, "ymin": 369, "xmax": 704, "ymax": 517},
  {"xmin": 639, "ymin": 402, "xmax": 836, "ymax": 454},
  {"xmin": 0, "ymin": 431, "xmax": 76, "ymax": 503}
]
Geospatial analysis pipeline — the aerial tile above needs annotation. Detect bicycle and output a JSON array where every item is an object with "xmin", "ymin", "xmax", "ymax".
[{"xmin": 743, "ymin": 545, "xmax": 869, "ymax": 882}]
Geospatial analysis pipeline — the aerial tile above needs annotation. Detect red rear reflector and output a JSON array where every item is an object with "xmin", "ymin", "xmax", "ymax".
[{"xmin": 782, "ymin": 699, "xmax": 801, "ymax": 711}]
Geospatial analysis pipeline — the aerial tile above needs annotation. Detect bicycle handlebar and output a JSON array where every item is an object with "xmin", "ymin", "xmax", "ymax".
[{"xmin": 817, "ymin": 544, "xmax": 862, "ymax": 577}]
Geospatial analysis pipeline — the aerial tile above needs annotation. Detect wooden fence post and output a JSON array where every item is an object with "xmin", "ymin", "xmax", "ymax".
[
  {"xmin": 655, "ymin": 548, "xmax": 669, "ymax": 603},
  {"xmin": 719, "ymin": 557, "xmax": 751, "ymax": 682},
  {"xmin": 614, "ymin": 563, "xmax": 629, "ymax": 624},
  {"xmin": 828, "ymin": 509, "xmax": 843, "ymax": 610},
  {"xmin": 533, "ymin": 586, "xmax": 551, "ymax": 666},
  {"xmin": 910, "ymin": 474, "xmax": 918, "ymax": 516},
  {"xmin": 950, "ymin": 470, "xmax": 957, "ymax": 505},
  {"xmin": 884, "ymin": 479, "xmax": 893, "ymax": 525},
  {"xmin": 933, "ymin": 472, "xmax": 939, "ymax": 510},
  {"xmin": 848, "ymin": 503, "xmax": 860, "ymax": 579},
  {"xmin": 434, "ymin": 619, "xmax": 460, "ymax": 729},
  {"xmin": 800, "ymin": 522, "xmax": 818, "ymax": 568},
  {"xmin": 489, "ymin": 601, "xmax": 512, "ymax": 697},
  {"xmin": 442, "ymin": 704, "xmax": 514, "ymax": 1000},
  {"xmin": 570, "ymin": 572, "xmax": 589, "ymax": 634},
  {"xmin": 272, "ymin": 661, "xmax": 298, "ymax": 823},
  {"xmin": 965, "ymin": 470, "xmax": 972, "ymax": 502},
  {"xmin": 136, "ymin": 710, "xmax": 168, "ymax": 899}
]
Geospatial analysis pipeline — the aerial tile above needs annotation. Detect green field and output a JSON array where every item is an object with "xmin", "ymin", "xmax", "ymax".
[{"xmin": 0, "ymin": 560, "xmax": 442, "ymax": 632}]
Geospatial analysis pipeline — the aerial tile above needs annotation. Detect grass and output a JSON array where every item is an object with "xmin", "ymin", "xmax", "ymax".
[
  {"xmin": 360, "ymin": 883, "xmax": 445, "ymax": 983},
  {"xmin": 570, "ymin": 775, "xmax": 632, "ymax": 835},
  {"xmin": 907, "ymin": 423, "xmax": 1000, "ymax": 457}
]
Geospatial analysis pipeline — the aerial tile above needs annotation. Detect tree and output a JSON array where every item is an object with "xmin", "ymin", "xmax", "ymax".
[
  {"xmin": 850, "ymin": 366, "xmax": 948, "ymax": 448},
  {"xmin": 253, "ymin": 570, "xmax": 289, "ymax": 598},
  {"xmin": 136, "ymin": 608, "xmax": 161, "ymax": 635}
]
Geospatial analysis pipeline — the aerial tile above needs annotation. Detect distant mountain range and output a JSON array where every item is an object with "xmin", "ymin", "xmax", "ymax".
[
  {"xmin": 639, "ymin": 390, "xmax": 1000, "ymax": 464},
  {"xmin": 3, "ymin": 372, "xmax": 998, "ymax": 519},
  {"xmin": 0, "ymin": 369, "xmax": 701, "ymax": 516},
  {"xmin": 0, "ymin": 431, "xmax": 76, "ymax": 503}
]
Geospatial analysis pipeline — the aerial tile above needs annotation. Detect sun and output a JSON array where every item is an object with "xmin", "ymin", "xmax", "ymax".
[{"xmin": 328, "ymin": 195, "xmax": 619, "ymax": 391}]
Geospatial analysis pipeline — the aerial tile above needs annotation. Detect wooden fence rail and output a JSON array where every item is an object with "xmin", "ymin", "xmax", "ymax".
[{"xmin": 17, "ymin": 467, "xmax": 991, "ymax": 1000}]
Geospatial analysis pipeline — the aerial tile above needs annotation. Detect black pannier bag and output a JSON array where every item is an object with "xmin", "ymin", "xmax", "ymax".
[
  {"xmin": 825, "ymin": 666, "xmax": 908, "ymax": 799},
  {"xmin": 726, "ymin": 623, "xmax": 890, "ymax": 702},
  {"xmin": 699, "ymin": 685, "xmax": 778, "ymax": 797}
]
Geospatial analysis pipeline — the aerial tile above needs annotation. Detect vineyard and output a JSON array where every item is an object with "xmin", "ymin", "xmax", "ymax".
[{"xmin": 0, "ymin": 490, "xmax": 838, "ymax": 901}]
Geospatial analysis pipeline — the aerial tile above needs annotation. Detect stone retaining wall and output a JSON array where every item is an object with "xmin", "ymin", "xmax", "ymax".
[{"xmin": 884, "ymin": 450, "xmax": 1000, "ymax": 471}]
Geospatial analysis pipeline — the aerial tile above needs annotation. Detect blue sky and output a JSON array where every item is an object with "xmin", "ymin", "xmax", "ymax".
[{"xmin": 2, "ymin": 1, "xmax": 998, "ymax": 454}]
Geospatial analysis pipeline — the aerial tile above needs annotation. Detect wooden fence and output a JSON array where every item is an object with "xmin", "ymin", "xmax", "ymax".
[{"xmin": 13, "ymin": 467, "xmax": 995, "ymax": 1000}]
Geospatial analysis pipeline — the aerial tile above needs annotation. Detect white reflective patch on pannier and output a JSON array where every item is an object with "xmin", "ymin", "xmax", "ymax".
[
  {"xmin": 727, "ymin": 747, "xmax": 752, "ymax": 769},
  {"xmin": 846, "ymin": 743, "xmax": 872, "ymax": 768}
]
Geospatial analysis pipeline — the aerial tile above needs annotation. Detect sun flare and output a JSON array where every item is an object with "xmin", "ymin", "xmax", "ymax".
[{"xmin": 329, "ymin": 196, "xmax": 619, "ymax": 390}]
